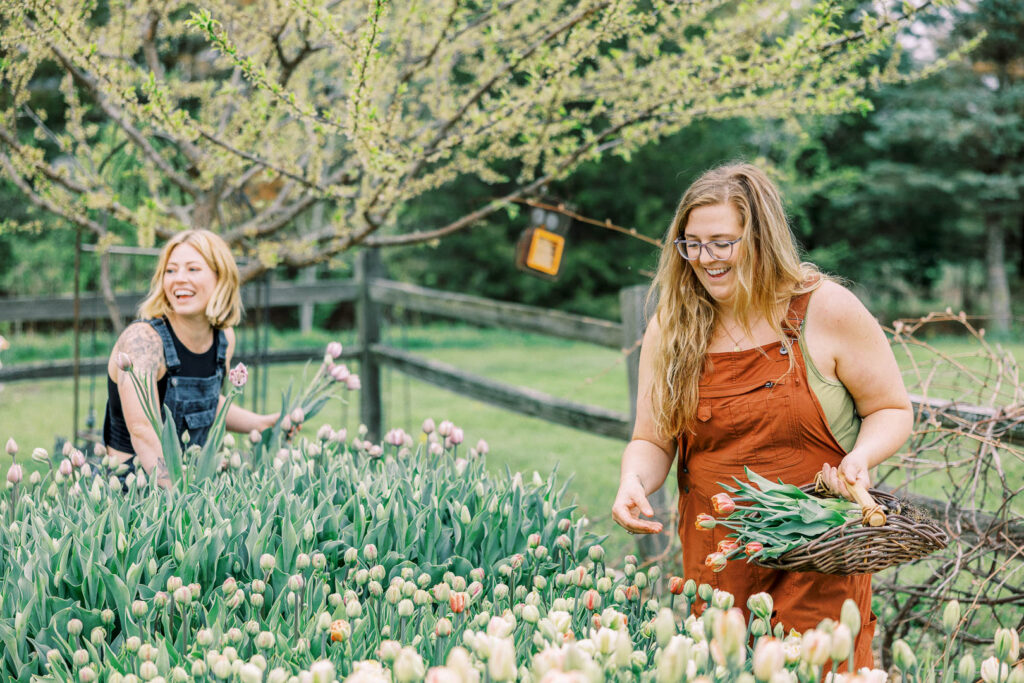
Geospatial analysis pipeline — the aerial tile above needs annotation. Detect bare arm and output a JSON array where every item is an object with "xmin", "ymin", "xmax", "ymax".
[
  {"xmin": 806, "ymin": 282, "xmax": 913, "ymax": 497},
  {"xmin": 612, "ymin": 318, "xmax": 676, "ymax": 534},
  {"xmin": 218, "ymin": 327, "xmax": 278, "ymax": 434},
  {"xmin": 114, "ymin": 323, "xmax": 171, "ymax": 488}
]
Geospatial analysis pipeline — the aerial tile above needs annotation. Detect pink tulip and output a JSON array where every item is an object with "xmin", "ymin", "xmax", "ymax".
[
  {"xmin": 6, "ymin": 463, "xmax": 22, "ymax": 485},
  {"xmin": 289, "ymin": 407, "xmax": 305, "ymax": 425},
  {"xmin": 70, "ymin": 451, "xmax": 86, "ymax": 468},
  {"xmin": 450, "ymin": 428, "xmax": 464, "ymax": 445},
  {"xmin": 326, "ymin": 341, "xmax": 343, "ymax": 359},
  {"xmin": 228, "ymin": 363, "xmax": 248, "ymax": 388},
  {"xmin": 421, "ymin": 418, "xmax": 435, "ymax": 434},
  {"xmin": 330, "ymin": 364, "xmax": 350, "ymax": 382},
  {"xmin": 345, "ymin": 375, "xmax": 361, "ymax": 391},
  {"xmin": 116, "ymin": 353, "xmax": 132, "ymax": 372}
]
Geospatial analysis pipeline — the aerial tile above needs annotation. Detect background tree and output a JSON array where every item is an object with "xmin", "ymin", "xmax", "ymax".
[
  {"xmin": 766, "ymin": 0, "xmax": 1023, "ymax": 331},
  {"xmin": 0, "ymin": 0, "xmax": 951, "ymax": 316}
]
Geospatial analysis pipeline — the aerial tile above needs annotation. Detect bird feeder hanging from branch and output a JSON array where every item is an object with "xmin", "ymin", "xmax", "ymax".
[{"xmin": 515, "ymin": 205, "xmax": 569, "ymax": 280}]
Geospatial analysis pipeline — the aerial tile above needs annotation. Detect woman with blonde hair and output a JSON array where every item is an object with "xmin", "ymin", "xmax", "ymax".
[
  {"xmin": 611, "ymin": 163, "xmax": 912, "ymax": 668},
  {"xmin": 103, "ymin": 229, "xmax": 278, "ymax": 488}
]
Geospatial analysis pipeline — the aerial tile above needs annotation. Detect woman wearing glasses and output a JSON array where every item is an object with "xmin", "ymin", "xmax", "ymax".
[{"xmin": 611, "ymin": 163, "xmax": 912, "ymax": 668}]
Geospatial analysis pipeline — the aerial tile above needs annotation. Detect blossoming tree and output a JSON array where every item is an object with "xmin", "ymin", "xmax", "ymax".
[{"xmin": 1, "ymin": 0, "xmax": 945, "ymax": 282}]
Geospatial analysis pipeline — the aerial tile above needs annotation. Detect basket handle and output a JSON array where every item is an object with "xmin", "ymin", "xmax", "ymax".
[
  {"xmin": 814, "ymin": 473, "xmax": 887, "ymax": 527},
  {"xmin": 847, "ymin": 482, "xmax": 887, "ymax": 527}
]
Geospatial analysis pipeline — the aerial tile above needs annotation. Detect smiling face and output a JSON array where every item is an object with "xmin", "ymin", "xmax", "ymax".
[
  {"xmin": 161, "ymin": 243, "xmax": 218, "ymax": 321},
  {"xmin": 682, "ymin": 202, "xmax": 746, "ymax": 306}
]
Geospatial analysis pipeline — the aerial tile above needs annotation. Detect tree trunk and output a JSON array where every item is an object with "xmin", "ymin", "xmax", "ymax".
[
  {"xmin": 985, "ymin": 214, "xmax": 1012, "ymax": 336},
  {"xmin": 99, "ymin": 248, "xmax": 125, "ymax": 334}
]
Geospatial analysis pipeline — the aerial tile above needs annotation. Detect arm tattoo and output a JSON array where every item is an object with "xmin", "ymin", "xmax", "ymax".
[{"xmin": 117, "ymin": 323, "xmax": 166, "ymax": 381}]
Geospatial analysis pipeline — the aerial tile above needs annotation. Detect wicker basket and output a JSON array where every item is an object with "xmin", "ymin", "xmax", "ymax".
[{"xmin": 752, "ymin": 480, "xmax": 949, "ymax": 575}]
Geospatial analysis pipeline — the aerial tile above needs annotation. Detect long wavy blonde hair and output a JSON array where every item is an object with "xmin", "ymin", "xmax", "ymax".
[
  {"xmin": 138, "ymin": 229, "xmax": 242, "ymax": 329},
  {"xmin": 648, "ymin": 163, "xmax": 824, "ymax": 439}
]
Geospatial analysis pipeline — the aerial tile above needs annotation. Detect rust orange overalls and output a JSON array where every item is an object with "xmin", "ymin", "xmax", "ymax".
[{"xmin": 676, "ymin": 291, "xmax": 876, "ymax": 669}]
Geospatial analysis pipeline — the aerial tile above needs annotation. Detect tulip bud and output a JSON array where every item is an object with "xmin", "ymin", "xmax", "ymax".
[
  {"xmin": 830, "ymin": 624, "xmax": 853, "ymax": 663},
  {"xmin": 653, "ymin": 608, "xmax": 677, "ymax": 648},
  {"xmin": 982, "ymin": 657, "xmax": 1009, "ymax": 683},
  {"xmin": 710, "ymin": 492, "xmax": 735, "ymax": 515},
  {"xmin": 393, "ymin": 648, "xmax": 426, "ymax": 683},
  {"xmin": 296, "ymin": 552, "xmax": 311, "ymax": 570},
  {"xmin": 752, "ymin": 638, "xmax": 785, "ymax": 681},
  {"xmin": 173, "ymin": 586, "xmax": 191, "ymax": 605},
  {"xmin": 893, "ymin": 639, "xmax": 918, "ymax": 672},
  {"xmin": 364, "ymin": 544, "xmax": 378, "ymax": 562},
  {"xmin": 704, "ymin": 552, "xmax": 728, "ymax": 573},
  {"xmin": 6, "ymin": 464, "xmax": 22, "ymax": 485},
  {"xmin": 694, "ymin": 513, "xmax": 717, "ymax": 530},
  {"xmin": 68, "ymin": 618, "xmax": 83, "ymax": 637},
  {"xmin": 940, "ymin": 599, "xmax": 961, "ymax": 633},
  {"xmin": 957, "ymin": 654, "xmax": 976, "ymax": 683},
  {"xmin": 995, "ymin": 628, "xmax": 1020, "ymax": 664},
  {"xmin": 747, "ymin": 592, "xmax": 773, "ymax": 621}
]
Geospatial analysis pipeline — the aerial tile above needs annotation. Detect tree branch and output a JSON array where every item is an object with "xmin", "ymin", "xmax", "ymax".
[
  {"xmin": 35, "ymin": 17, "xmax": 202, "ymax": 197},
  {"xmin": 0, "ymin": 153, "xmax": 110, "ymax": 238}
]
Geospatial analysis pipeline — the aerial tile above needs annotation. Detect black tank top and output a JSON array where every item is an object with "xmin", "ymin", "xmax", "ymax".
[{"xmin": 102, "ymin": 319, "xmax": 219, "ymax": 454}]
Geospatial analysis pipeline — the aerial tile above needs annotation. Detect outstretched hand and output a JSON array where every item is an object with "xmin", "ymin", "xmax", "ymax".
[{"xmin": 611, "ymin": 474, "xmax": 663, "ymax": 535}]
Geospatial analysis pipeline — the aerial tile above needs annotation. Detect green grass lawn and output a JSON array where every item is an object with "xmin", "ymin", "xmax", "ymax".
[
  {"xmin": 1, "ymin": 324, "xmax": 1021, "ymax": 565},
  {"xmin": 0, "ymin": 324, "xmax": 640, "ymax": 559}
]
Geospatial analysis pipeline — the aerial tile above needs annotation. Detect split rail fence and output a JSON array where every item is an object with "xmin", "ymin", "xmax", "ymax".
[{"xmin": 1, "ymin": 250, "xmax": 1022, "ymax": 561}]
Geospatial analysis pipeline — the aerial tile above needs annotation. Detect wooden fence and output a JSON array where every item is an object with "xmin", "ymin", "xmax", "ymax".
[{"xmin": 2, "ymin": 250, "xmax": 1022, "ymax": 556}]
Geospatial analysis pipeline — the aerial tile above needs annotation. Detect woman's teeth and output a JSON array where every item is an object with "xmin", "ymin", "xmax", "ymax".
[{"xmin": 705, "ymin": 267, "xmax": 730, "ymax": 277}]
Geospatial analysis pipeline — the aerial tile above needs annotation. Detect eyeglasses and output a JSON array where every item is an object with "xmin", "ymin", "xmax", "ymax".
[{"xmin": 672, "ymin": 236, "xmax": 742, "ymax": 261}]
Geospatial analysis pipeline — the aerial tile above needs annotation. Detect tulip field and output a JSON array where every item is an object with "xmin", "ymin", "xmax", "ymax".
[
  {"xmin": 7, "ymin": 418, "xmax": 1017, "ymax": 683},
  {"xmin": 1, "ymin": 339, "xmax": 1022, "ymax": 683}
]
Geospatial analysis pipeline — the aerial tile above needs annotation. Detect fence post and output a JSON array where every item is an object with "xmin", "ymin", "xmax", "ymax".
[
  {"xmin": 357, "ymin": 249, "xmax": 383, "ymax": 442},
  {"xmin": 620, "ymin": 285, "xmax": 673, "ymax": 560}
]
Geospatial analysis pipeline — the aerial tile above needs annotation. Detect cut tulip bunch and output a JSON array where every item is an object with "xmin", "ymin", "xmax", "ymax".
[
  {"xmin": 699, "ymin": 467, "xmax": 863, "ymax": 570},
  {"xmin": 280, "ymin": 341, "xmax": 360, "ymax": 434}
]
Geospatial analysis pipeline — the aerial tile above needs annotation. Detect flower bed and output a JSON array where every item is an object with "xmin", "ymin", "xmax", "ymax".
[{"xmin": 0, "ymin": 349, "xmax": 1018, "ymax": 682}]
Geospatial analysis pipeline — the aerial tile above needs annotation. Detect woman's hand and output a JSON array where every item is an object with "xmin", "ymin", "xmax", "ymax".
[
  {"xmin": 612, "ymin": 473, "xmax": 664, "ymax": 535},
  {"xmin": 821, "ymin": 451, "xmax": 871, "ymax": 501}
]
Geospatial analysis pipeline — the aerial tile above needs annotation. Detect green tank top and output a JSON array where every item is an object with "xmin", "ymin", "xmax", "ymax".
[{"xmin": 798, "ymin": 323, "xmax": 861, "ymax": 452}]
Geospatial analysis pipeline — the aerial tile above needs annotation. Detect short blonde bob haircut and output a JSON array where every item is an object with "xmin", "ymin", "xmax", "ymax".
[
  {"xmin": 648, "ymin": 162, "xmax": 825, "ymax": 439},
  {"xmin": 138, "ymin": 229, "xmax": 242, "ymax": 330}
]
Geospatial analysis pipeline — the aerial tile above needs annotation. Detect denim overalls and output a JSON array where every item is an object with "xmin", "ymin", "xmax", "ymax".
[{"xmin": 146, "ymin": 317, "xmax": 227, "ymax": 448}]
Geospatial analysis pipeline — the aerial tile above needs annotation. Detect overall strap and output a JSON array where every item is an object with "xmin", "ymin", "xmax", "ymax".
[
  {"xmin": 783, "ymin": 294, "xmax": 811, "ymax": 340},
  {"xmin": 782, "ymin": 280, "xmax": 819, "ymax": 340},
  {"xmin": 145, "ymin": 317, "xmax": 181, "ymax": 373},
  {"xmin": 215, "ymin": 329, "xmax": 228, "ymax": 375}
]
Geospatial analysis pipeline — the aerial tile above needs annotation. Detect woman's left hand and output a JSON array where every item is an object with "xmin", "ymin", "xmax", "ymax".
[{"xmin": 821, "ymin": 452, "xmax": 871, "ymax": 501}]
